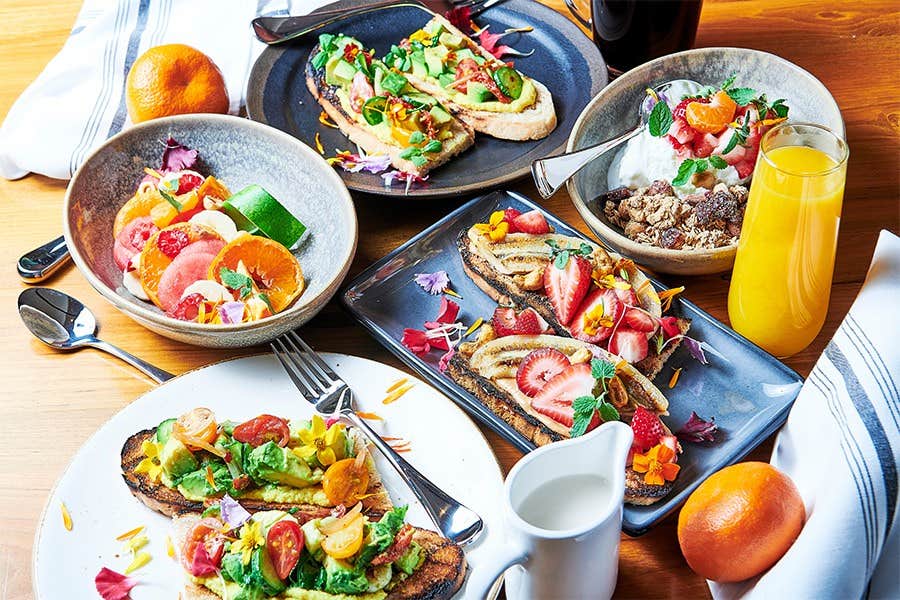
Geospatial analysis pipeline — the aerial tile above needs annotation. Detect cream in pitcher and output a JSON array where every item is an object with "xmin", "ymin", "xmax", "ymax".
[{"xmin": 467, "ymin": 421, "xmax": 633, "ymax": 600}]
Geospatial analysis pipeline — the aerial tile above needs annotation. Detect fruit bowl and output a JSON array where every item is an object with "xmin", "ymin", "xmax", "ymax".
[
  {"xmin": 64, "ymin": 114, "xmax": 357, "ymax": 347},
  {"xmin": 566, "ymin": 47, "xmax": 843, "ymax": 276}
]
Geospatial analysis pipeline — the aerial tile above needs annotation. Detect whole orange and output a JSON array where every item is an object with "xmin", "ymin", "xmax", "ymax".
[
  {"xmin": 125, "ymin": 44, "xmax": 229, "ymax": 123},
  {"xmin": 677, "ymin": 462, "xmax": 805, "ymax": 582}
]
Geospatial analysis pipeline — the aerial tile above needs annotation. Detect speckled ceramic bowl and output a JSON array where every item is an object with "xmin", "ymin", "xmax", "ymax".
[
  {"xmin": 64, "ymin": 114, "xmax": 357, "ymax": 347},
  {"xmin": 567, "ymin": 47, "xmax": 844, "ymax": 275}
]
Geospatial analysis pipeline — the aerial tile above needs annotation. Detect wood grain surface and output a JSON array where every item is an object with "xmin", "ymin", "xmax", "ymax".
[{"xmin": 0, "ymin": 0, "xmax": 897, "ymax": 598}]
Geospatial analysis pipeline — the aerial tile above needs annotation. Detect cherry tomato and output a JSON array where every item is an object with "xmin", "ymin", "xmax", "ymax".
[
  {"xmin": 267, "ymin": 519, "xmax": 304, "ymax": 580},
  {"xmin": 322, "ymin": 458, "xmax": 370, "ymax": 506},
  {"xmin": 233, "ymin": 414, "xmax": 290, "ymax": 448},
  {"xmin": 173, "ymin": 408, "xmax": 218, "ymax": 448},
  {"xmin": 181, "ymin": 518, "xmax": 225, "ymax": 576},
  {"xmin": 321, "ymin": 513, "xmax": 364, "ymax": 559}
]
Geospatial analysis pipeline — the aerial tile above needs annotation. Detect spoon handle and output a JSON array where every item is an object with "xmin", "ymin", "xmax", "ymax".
[
  {"xmin": 531, "ymin": 125, "xmax": 644, "ymax": 199},
  {"xmin": 18, "ymin": 236, "xmax": 70, "ymax": 283},
  {"xmin": 86, "ymin": 339, "xmax": 174, "ymax": 383}
]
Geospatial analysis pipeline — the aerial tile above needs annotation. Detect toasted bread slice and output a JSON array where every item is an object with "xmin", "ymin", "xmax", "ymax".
[
  {"xmin": 306, "ymin": 42, "xmax": 474, "ymax": 177},
  {"xmin": 457, "ymin": 227, "xmax": 690, "ymax": 380},
  {"xmin": 394, "ymin": 15, "xmax": 557, "ymax": 141},
  {"xmin": 121, "ymin": 427, "xmax": 393, "ymax": 518},
  {"xmin": 174, "ymin": 513, "xmax": 466, "ymax": 600},
  {"xmin": 395, "ymin": 15, "xmax": 557, "ymax": 140}
]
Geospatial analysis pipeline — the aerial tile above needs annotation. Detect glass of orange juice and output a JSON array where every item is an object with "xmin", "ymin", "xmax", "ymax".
[{"xmin": 728, "ymin": 123, "xmax": 849, "ymax": 358}]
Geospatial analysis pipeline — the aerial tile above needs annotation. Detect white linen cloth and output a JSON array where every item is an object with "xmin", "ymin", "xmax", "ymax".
[
  {"xmin": 711, "ymin": 230, "xmax": 900, "ymax": 600},
  {"xmin": 0, "ymin": 0, "xmax": 331, "ymax": 181}
]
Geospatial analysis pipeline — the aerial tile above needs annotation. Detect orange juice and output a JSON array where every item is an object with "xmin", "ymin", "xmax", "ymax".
[{"xmin": 728, "ymin": 128, "xmax": 848, "ymax": 358}]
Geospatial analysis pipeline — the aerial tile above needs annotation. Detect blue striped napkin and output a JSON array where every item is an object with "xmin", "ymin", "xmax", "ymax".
[
  {"xmin": 0, "ymin": 0, "xmax": 330, "ymax": 180},
  {"xmin": 711, "ymin": 230, "xmax": 900, "ymax": 599}
]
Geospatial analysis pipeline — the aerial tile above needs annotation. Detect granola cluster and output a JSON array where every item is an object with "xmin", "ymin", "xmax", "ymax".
[{"xmin": 602, "ymin": 180, "xmax": 748, "ymax": 250}]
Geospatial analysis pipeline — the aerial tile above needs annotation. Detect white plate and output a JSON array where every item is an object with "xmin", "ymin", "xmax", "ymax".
[{"xmin": 33, "ymin": 353, "xmax": 505, "ymax": 599}]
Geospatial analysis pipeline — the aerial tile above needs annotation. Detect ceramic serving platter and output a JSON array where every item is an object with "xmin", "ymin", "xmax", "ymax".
[
  {"xmin": 247, "ymin": 0, "xmax": 607, "ymax": 198},
  {"xmin": 341, "ymin": 190, "xmax": 804, "ymax": 535},
  {"xmin": 33, "ymin": 354, "xmax": 504, "ymax": 598}
]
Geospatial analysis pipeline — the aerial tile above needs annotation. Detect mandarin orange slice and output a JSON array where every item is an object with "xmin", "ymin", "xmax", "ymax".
[
  {"xmin": 207, "ymin": 233, "xmax": 305, "ymax": 312},
  {"xmin": 139, "ymin": 222, "xmax": 223, "ymax": 309},
  {"xmin": 685, "ymin": 90, "xmax": 737, "ymax": 134},
  {"xmin": 149, "ymin": 190, "xmax": 201, "ymax": 229},
  {"xmin": 196, "ymin": 175, "xmax": 231, "ymax": 204},
  {"xmin": 113, "ymin": 183, "xmax": 161, "ymax": 238}
]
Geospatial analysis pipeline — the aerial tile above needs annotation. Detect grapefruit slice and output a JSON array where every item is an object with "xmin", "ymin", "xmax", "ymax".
[
  {"xmin": 113, "ymin": 217, "xmax": 158, "ymax": 271},
  {"xmin": 139, "ymin": 222, "xmax": 223, "ymax": 309}
]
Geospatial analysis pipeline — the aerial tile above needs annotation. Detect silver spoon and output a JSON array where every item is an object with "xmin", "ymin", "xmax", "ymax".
[
  {"xmin": 18, "ymin": 235, "xmax": 70, "ymax": 283},
  {"xmin": 18, "ymin": 287, "xmax": 174, "ymax": 383},
  {"xmin": 531, "ymin": 78, "xmax": 700, "ymax": 199}
]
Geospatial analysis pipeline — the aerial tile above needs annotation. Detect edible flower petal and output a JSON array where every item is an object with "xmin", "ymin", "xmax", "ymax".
[
  {"xmin": 218, "ymin": 301, "xmax": 246, "ymax": 325},
  {"xmin": 95, "ymin": 567, "xmax": 138, "ymax": 600},
  {"xmin": 594, "ymin": 272, "xmax": 632, "ymax": 290},
  {"xmin": 476, "ymin": 25, "xmax": 533, "ymax": 59},
  {"xmin": 124, "ymin": 551, "xmax": 151, "ymax": 574},
  {"xmin": 60, "ymin": 502, "xmax": 73, "ymax": 531},
  {"xmin": 432, "ymin": 297, "xmax": 460, "ymax": 326},
  {"xmin": 220, "ymin": 494, "xmax": 251, "ymax": 529},
  {"xmin": 659, "ymin": 316, "xmax": 681, "ymax": 339},
  {"xmin": 657, "ymin": 286, "xmax": 685, "ymax": 312},
  {"xmin": 444, "ymin": 6, "xmax": 473, "ymax": 32},
  {"xmin": 382, "ymin": 169, "xmax": 428, "ymax": 194},
  {"xmin": 328, "ymin": 150, "xmax": 391, "ymax": 174},
  {"xmin": 295, "ymin": 415, "xmax": 345, "ymax": 467},
  {"xmin": 134, "ymin": 440, "xmax": 163, "ymax": 484},
  {"xmin": 682, "ymin": 336, "xmax": 709, "ymax": 365},
  {"xmin": 473, "ymin": 210, "xmax": 509, "ymax": 242},
  {"xmin": 401, "ymin": 328, "xmax": 431, "ymax": 356},
  {"xmin": 677, "ymin": 411, "xmax": 718, "ymax": 443},
  {"xmin": 438, "ymin": 347, "xmax": 455, "ymax": 373},
  {"xmin": 414, "ymin": 271, "xmax": 450, "ymax": 295},
  {"xmin": 631, "ymin": 444, "xmax": 681, "ymax": 486},
  {"xmin": 231, "ymin": 519, "xmax": 266, "ymax": 565},
  {"xmin": 581, "ymin": 301, "xmax": 614, "ymax": 336},
  {"xmin": 160, "ymin": 138, "xmax": 198, "ymax": 173}
]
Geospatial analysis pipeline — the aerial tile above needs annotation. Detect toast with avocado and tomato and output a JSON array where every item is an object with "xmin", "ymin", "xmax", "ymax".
[
  {"xmin": 175, "ymin": 505, "xmax": 466, "ymax": 600},
  {"xmin": 307, "ymin": 33, "xmax": 474, "ymax": 177},
  {"xmin": 457, "ymin": 207, "xmax": 691, "ymax": 380},
  {"xmin": 447, "ymin": 328, "xmax": 681, "ymax": 505},
  {"xmin": 121, "ymin": 409, "xmax": 393, "ymax": 518},
  {"xmin": 383, "ymin": 15, "xmax": 556, "ymax": 141}
]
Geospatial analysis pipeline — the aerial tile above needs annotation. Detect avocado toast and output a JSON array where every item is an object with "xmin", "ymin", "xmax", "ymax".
[
  {"xmin": 174, "ymin": 505, "xmax": 466, "ymax": 600},
  {"xmin": 384, "ymin": 15, "xmax": 556, "ymax": 141},
  {"xmin": 122, "ymin": 409, "xmax": 393, "ymax": 517},
  {"xmin": 306, "ymin": 34, "xmax": 474, "ymax": 177}
]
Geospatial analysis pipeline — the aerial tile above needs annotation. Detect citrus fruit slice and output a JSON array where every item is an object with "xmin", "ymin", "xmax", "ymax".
[
  {"xmin": 139, "ymin": 222, "xmax": 223, "ymax": 309},
  {"xmin": 195, "ymin": 176, "xmax": 231, "ymax": 204},
  {"xmin": 221, "ymin": 185, "xmax": 306, "ymax": 249},
  {"xmin": 686, "ymin": 90, "xmax": 737, "ymax": 134},
  {"xmin": 157, "ymin": 251, "xmax": 220, "ymax": 313},
  {"xmin": 207, "ymin": 234, "xmax": 305, "ymax": 312},
  {"xmin": 149, "ymin": 189, "xmax": 201, "ymax": 229},
  {"xmin": 113, "ymin": 184, "xmax": 161, "ymax": 238}
]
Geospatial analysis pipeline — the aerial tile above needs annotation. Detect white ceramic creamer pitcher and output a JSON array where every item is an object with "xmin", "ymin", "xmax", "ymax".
[{"xmin": 467, "ymin": 421, "xmax": 633, "ymax": 600}]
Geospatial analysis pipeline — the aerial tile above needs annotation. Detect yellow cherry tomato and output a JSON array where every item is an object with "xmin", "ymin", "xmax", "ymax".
[
  {"xmin": 322, "ymin": 458, "xmax": 370, "ymax": 506},
  {"xmin": 321, "ymin": 514, "xmax": 364, "ymax": 559}
]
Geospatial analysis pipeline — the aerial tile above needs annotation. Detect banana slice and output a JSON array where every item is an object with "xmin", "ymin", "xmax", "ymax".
[
  {"xmin": 180, "ymin": 280, "xmax": 234, "ymax": 303},
  {"xmin": 123, "ymin": 254, "xmax": 150, "ymax": 300},
  {"xmin": 189, "ymin": 210, "xmax": 239, "ymax": 242}
]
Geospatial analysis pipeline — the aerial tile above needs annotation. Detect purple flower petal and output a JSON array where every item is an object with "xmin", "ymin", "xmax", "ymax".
[
  {"xmin": 682, "ymin": 336, "xmax": 708, "ymax": 365},
  {"xmin": 414, "ymin": 271, "xmax": 450, "ymax": 295},
  {"xmin": 676, "ymin": 411, "xmax": 718, "ymax": 443},
  {"xmin": 161, "ymin": 138, "xmax": 198, "ymax": 172},
  {"xmin": 220, "ymin": 494, "xmax": 251, "ymax": 529},
  {"xmin": 218, "ymin": 301, "xmax": 245, "ymax": 324}
]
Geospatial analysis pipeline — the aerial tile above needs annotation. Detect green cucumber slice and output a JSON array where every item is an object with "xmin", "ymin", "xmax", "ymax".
[
  {"xmin": 362, "ymin": 96, "xmax": 388, "ymax": 125},
  {"xmin": 493, "ymin": 66, "xmax": 523, "ymax": 100},
  {"xmin": 222, "ymin": 185, "xmax": 306, "ymax": 249}
]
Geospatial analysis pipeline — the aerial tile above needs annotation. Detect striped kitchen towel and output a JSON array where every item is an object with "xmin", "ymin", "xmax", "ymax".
[
  {"xmin": 0, "ymin": 0, "xmax": 331, "ymax": 181},
  {"xmin": 711, "ymin": 230, "xmax": 900, "ymax": 600}
]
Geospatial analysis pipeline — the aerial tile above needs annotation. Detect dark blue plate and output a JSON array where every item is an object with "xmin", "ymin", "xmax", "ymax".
[
  {"xmin": 341, "ymin": 190, "xmax": 803, "ymax": 535},
  {"xmin": 247, "ymin": 0, "xmax": 607, "ymax": 198}
]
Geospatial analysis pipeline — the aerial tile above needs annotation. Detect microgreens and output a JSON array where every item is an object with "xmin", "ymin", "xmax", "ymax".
[
  {"xmin": 721, "ymin": 112, "xmax": 752, "ymax": 156},
  {"xmin": 158, "ymin": 188, "xmax": 182, "ymax": 211},
  {"xmin": 545, "ymin": 239, "xmax": 593, "ymax": 269},
  {"xmin": 220, "ymin": 267, "xmax": 254, "ymax": 299},
  {"xmin": 258, "ymin": 293, "xmax": 275, "ymax": 315},
  {"xmin": 399, "ymin": 137, "xmax": 443, "ymax": 167},
  {"xmin": 571, "ymin": 358, "xmax": 620, "ymax": 437}
]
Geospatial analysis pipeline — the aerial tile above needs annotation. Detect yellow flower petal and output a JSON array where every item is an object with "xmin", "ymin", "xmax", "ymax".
[
  {"xmin": 318, "ymin": 447, "xmax": 337, "ymax": 467},
  {"xmin": 310, "ymin": 415, "xmax": 326, "ymax": 437},
  {"xmin": 60, "ymin": 502, "xmax": 72, "ymax": 531},
  {"xmin": 293, "ymin": 445, "xmax": 318, "ymax": 460},
  {"xmin": 125, "ymin": 551, "xmax": 151, "ymax": 574},
  {"xmin": 489, "ymin": 211, "xmax": 505, "ymax": 226}
]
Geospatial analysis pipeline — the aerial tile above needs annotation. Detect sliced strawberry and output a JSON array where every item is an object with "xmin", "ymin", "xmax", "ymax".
[
  {"xmin": 613, "ymin": 286, "xmax": 638, "ymax": 307},
  {"xmin": 514, "ymin": 308, "xmax": 549, "ymax": 335},
  {"xmin": 491, "ymin": 307, "xmax": 519, "ymax": 337},
  {"xmin": 608, "ymin": 328, "xmax": 649, "ymax": 363},
  {"xmin": 623, "ymin": 308, "xmax": 657, "ymax": 333},
  {"xmin": 516, "ymin": 348, "xmax": 570, "ymax": 396},
  {"xmin": 660, "ymin": 316, "xmax": 681, "ymax": 339},
  {"xmin": 630, "ymin": 406, "xmax": 664, "ymax": 451},
  {"xmin": 512, "ymin": 210, "xmax": 552, "ymax": 235},
  {"xmin": 543, "ymin": 255, "xmax": 592, "ymax": 326},
  {"xmin": 660, "ymin": 434, "xmax": 679, "ymax": 458},
  {"xmin": 569, "ymin": 288, "xmax": 623, "ymax": 344},
  {"xmin": 692, "ymin": 132, "xmax": 719, "ymax": 158},
  {"xmin": 531, "ymin": 363, "xmax": 595, "ymax": 428},
  {"xmin": 503, "ymin": 208, "xmax": 522, "ymax": 232}
]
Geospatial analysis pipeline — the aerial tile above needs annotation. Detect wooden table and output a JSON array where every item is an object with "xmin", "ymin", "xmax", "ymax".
[{"xmin": 0, "ymin": 0, "xmax": 897, "ymax": 597}]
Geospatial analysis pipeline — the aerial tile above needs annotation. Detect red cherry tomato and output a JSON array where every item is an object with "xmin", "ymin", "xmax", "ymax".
[
  {"xmin": 181, "ymin": 518, "xmax": 225, "ymax": 576},
  {"xmin": 267, "ymin": 520, "xmax": 304, "ymax": 580},
  {"xmin": 233, "ymin": 415, "xmax": 290, "ymax": 447}
]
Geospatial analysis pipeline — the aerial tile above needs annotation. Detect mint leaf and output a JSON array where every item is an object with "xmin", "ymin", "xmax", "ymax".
[
  {"xmin": 554, "ymin": 250, "xmax": 570, "ymax": 270},
  {"xmin": 573, "ymin": 395, "xmax": 597, "ymax": 414},
  {"xmin": 544, "ymin": 239, "xmax": 560, "ymax": 250},
  {"xmin": 694, "ymin": 158, "xmax": 709, "ymax": 173},
  {"xmin": 671, "ymin": 159, "xmax": 698, "ymax": 186},
  {"xmin": 158, "ymin": 188, "xmax": 182, "ymax": 211},
  {"xmin": 570, "ymin": 412, "xmax": 593, "ymax": 438},
  {"xmin": 720, "ymin": 72, "xmax": 738, "ymax": 91},
  {"xmin": 408, "ymin": 131, "xmax": 426, "ymax": 145},
  {"xmin": 648, "ymin": 100, "xmax": 673, "ymax": 137},
  {"xmin": 220, "ymin": 267, "xmax": 253, "ymax": 298},
  {"xmin": 597, "ymin": 402, "xmax": 620, "ymax": 423},
  {"xmin": 770, "ymin": 98, "xmax": 789, "ymax": 118},
  {"xmin": 399, "ymin": 146, "xmax": 421, "ymax": 160},
  {"xmin": 578, "ymin": 243, "xmax": 593, "ymax": 256},
  {"xmin": 258, "ymin": 293, "xmax": 275, "ymax": 315},
  {"xmin": 591, "ymin": 358, "xmax": 616, "ymax": 381},
  {"xmin": 726, "ymin": 87, "xmax": 757, "ymax": 106},
  {"xmin": 709, "ymin": 155, "xmax": 728, "ymax": 169},
  {"xmin": 721, "ymin": 131, "xmax": 741, "ymax": 155}
]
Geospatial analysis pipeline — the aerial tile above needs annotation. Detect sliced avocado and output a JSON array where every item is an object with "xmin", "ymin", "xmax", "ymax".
[
  {"xmin": 395, "ymin": 542, "xmax": 425, "ymax": 575},
  {"xmin": 409, "ymin": 50, "xmax": 428, "ymax": 78},
  {"xmin": 366, "ymin": 564, "xmax": 393, "ymax": 592},
  {"xmin": 326, "ymin": 59, "xmax": 357, "ymax": 87},
  {"xmin": 245, "ymin": 441, "xmax": 318, "ymax": 488},
  {"xmin": 301, "ymin": 519, "xmax": 326, "ymax": 562},
  {"xmin": 467, "ymin": 81, "xmax": 495, "ymax": 103},
  {"xmin": 155, "ymin": 418, "xmax": 176, "ymax": 444},
  {"xmin": 221, "ymin": 552, "xmax": 246, "ymax": 583},
  {"xmin": 438, "ymin": 72, "xmax": 455, "ymax": 88},
  {"xmin": 424, "ymin": 47, "xmax": 446, "ymax": 77},
  {"xmin": 250, "ymin": 546, "xmax": 287, "ymax": 595},
  {"xmin": 233, "ymin": 585, "xmax": 264, "ymax": 600},
  {"xmin": 438, "ymin": 31, "xmax": 464, "ymax": 49},
  {"xmin": 429, "ymin": 104, "xmax": 452, "ymax": 125},
  {"xmin": 159, "ymin": 437, "xmax": 198, "ymax": 478},
  {"xmin": 323, "ymin": 555, "xmax": 369, "ymax": 595},
  {"xmin": 423, "ymin": 21, "xmax": 444, "ymax": 37},
  {"xmin": 177, "ymin": 469, "xmax": 212, "ymax": 500},
  {"xmin": 454, "ymin": 48, "xmax": 478, "ymax": 63}
]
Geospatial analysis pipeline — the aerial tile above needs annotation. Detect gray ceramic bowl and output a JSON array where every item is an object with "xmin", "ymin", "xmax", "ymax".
[
  {"xmin": 64, "ymin": 114, "xmax": 357, "ymax": 347},
  {"xmin": 567, "ymin": 47, "xmax": 844, "ymax": 275}
]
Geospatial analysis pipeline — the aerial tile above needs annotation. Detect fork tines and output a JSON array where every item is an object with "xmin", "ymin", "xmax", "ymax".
[{"xmin": 271, "ymin": 331, "xmax": 342, "ymax": 401}]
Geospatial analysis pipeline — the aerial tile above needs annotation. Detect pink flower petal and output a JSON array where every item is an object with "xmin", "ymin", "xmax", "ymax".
[
  {"xmin": 401, "ymin": 328, "xmax": 431, "ymax": 356},
  {"xmin": 95, "ymin": 568, "xmax": 138, "ymax": 600},
  {"xmin": 439, "ymin": 347, "xmax": 456, "ymax": 373},
  {"xmin": 434, "ymin": 297, "xmax": 460, "ymax": 324}
]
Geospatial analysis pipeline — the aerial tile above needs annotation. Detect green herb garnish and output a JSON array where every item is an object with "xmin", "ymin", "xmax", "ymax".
[
  {"xmin": 648, "ymin": 98, "xmax": 674, "ymax": 137},
  {"xmin": 220, "ymin": 267, "xmax": 254, "ymax": 299},
  {"xmin": 545, "ymin": 239, "xmax": 593, "ymax": 269},
  {"xmin": 158, "ymin": 188, "xmax": 182, "ymax": 211},
  {"xmin": 571, "ymin": 358, "xmax": 620, "ymax": 437}
]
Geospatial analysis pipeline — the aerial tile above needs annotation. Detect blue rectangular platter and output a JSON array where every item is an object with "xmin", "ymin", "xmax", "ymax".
[{"xmin": 341, "ymin": 190, "xmax": 803, "ymax": 535}]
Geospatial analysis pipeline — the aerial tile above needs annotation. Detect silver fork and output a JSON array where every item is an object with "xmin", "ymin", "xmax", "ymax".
[{"xmin": 271, "ymin": 331, "xmax": 483, "ymax": 545}]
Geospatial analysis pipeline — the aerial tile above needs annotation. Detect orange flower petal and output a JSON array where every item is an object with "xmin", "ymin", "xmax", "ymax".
[{"xmin": 662, "ymin": 462, "xmax": 681, "ymax": 481}]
